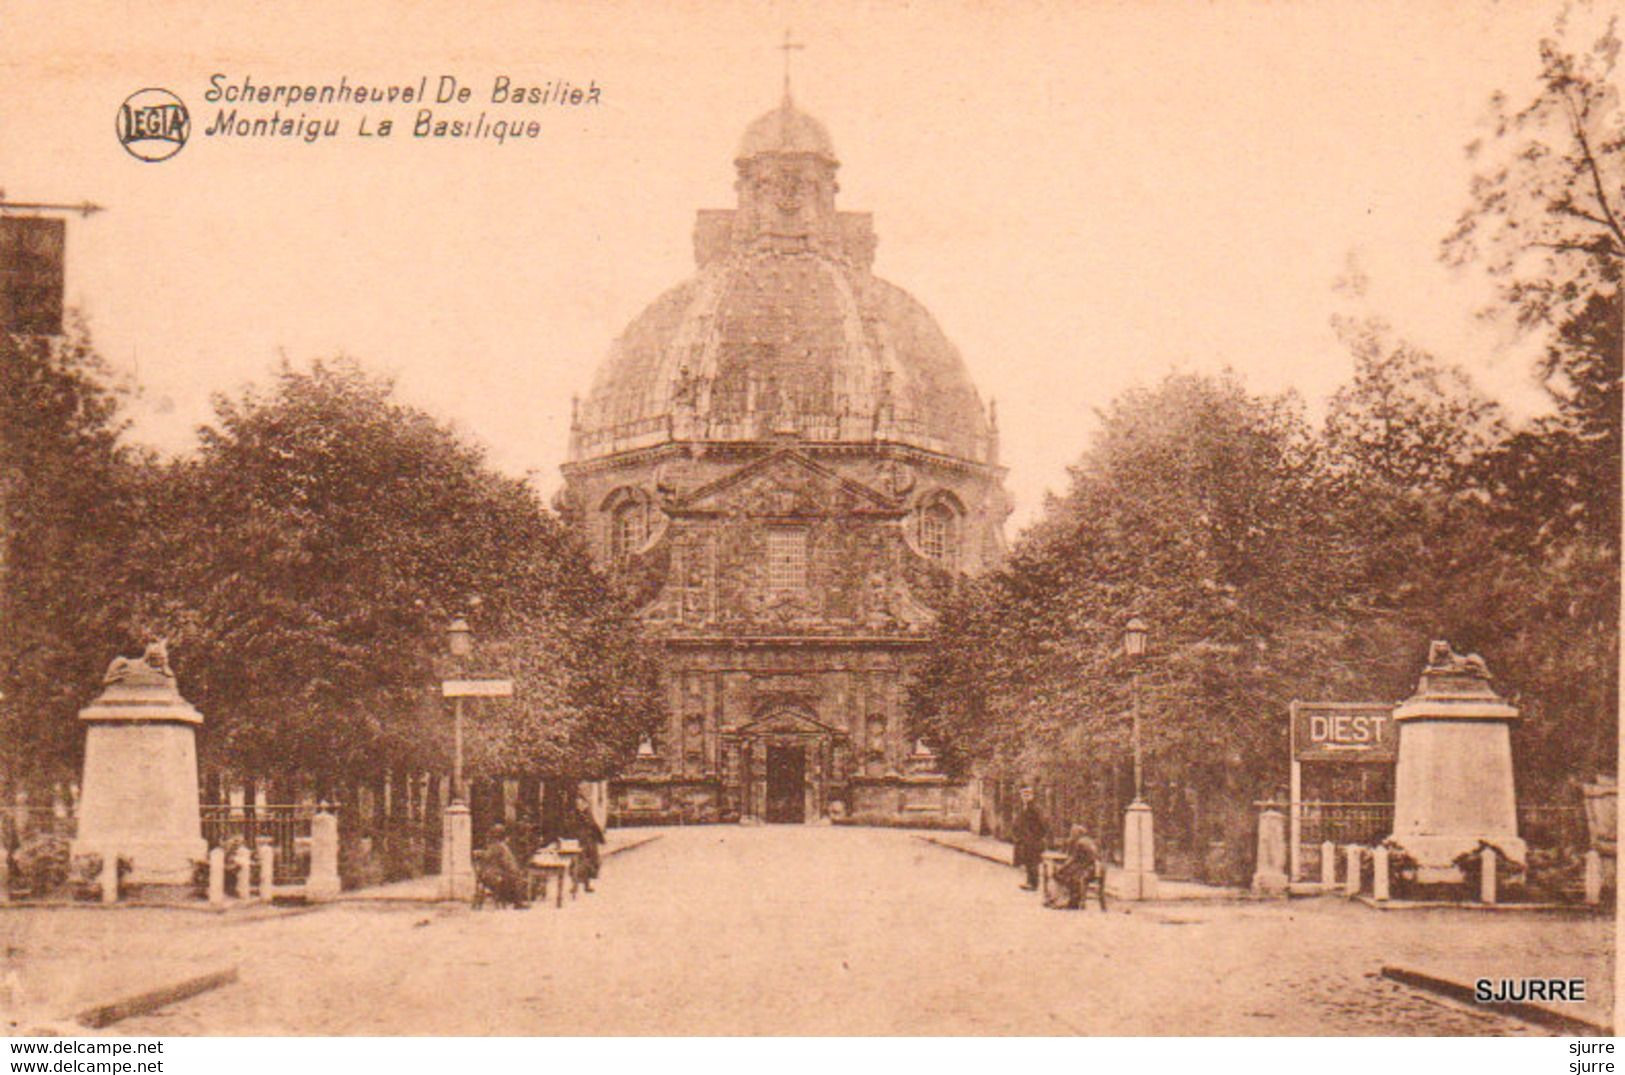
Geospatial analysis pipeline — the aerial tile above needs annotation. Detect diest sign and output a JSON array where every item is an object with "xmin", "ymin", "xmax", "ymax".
[{"xmin": 1291, "ymin": 702, "xmax": 1396, "ymax": 762}]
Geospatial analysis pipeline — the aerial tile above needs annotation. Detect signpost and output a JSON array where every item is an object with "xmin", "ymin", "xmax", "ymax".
[
  {"xmin": 1288, "ymin": 701, "xmax": 1396, "ymax": 881},
  {"xmin": 438, "ymin": 672, "xmax": 512, "ymax": 902},
  {"xmin": 441, "ymin": 679, "xmax": 515, "ymax": 699},
  {"xmin": 440, "ymin": 675, "xmax": 514, "ymax": 801}
]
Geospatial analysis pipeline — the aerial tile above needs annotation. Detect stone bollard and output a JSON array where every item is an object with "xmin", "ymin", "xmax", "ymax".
[
  {"xmin": 1250, "ymin": 802, "xmax": 1289, "ymax": 897},
  {"xmin": 232, "ymin": 846, "xmax": 253, "ymax": 900},
  {"xmin": 1372, "ymin": 846, "xmax": 1390, "ymax": 902},
  {"xmin": 207, "ymin": 847, "xmax": 226, "ymax": 906},
  {"xmin": 1120, "ymin": 800, "xmax": 1158, "ymax": 901},
  {"xmin": 1344, "ymin": 845, "xmax": 1361, "ymax": 897},
  {"xmin": 257, "ymin": 842, "xmax": 275, "ymax": 900},
  {"xmin": 99, "ymin": 852, "xmax": 118, "ymax": 905},
  {"xmin": 1320, "ymin": 841, "xmax": 1336, "ymax": 888},
  {"xmin": 307, "ymin": 806, "xmax": 341, "ymax": 901},
  {"xmin": 1480, "ymin": 846, "xmax": 1497, "ymax": 905},
  {"xmin": 440, "ymin": 801, "xmax": 475, "ymax": 902},
  {"xmin": 1584, "ymin": 850, "xmax": 1605, "ymax": 906}
]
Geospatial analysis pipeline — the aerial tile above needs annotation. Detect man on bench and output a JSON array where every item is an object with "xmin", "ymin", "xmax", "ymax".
[
  {"xmin": 475, "ymin": 822, "xmax": 529, "ymax": 909},
  {"xmin": 1048, "ymin": 823, "xmax": 1106, "ymax": 911}
]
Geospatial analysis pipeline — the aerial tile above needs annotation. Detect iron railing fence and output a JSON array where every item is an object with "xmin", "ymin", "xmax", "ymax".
[
  {"xmin": 5, "ymin": 806, "xmax": 78, "ymax": 843},
  {"xmin": 1517, "ymin": 804, "xmax": 1589, "ymax": 851},
  {"xmin": 200, "ymin": 803, "xmax": 333, "ymax": 885},
  {"xmin": 1295, "ymin": 800, "xmax": 1591, "ymax": 879},
  {"xmin": 1298, "ymin": 801, "xmax": 1394, "ymax": 849}
]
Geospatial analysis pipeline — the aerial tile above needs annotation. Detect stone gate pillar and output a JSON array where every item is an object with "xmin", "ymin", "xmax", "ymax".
[
  {"xmin": 72, "ymin": 642, "xmax": 206, "ymax": 886},
  {"xmin": 746, "ymin": 739, "xmax": 767, "ymax": 822},
  {"xmin": 1250, "ymin": 800, "xmax": 1289, "ymax": 897},
  {"xmin": 1388, "ymin": 641, "xmax": 1525, "ymax": 884}
]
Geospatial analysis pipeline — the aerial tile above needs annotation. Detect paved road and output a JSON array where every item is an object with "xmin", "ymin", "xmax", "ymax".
[{"xmin": 72, "ymin": 826, "xmax": 1605, "ymax": 1034}]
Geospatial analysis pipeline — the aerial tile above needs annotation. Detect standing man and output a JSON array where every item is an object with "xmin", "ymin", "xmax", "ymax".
[
  {"xmin": 1012, "ymin": 785, "xmax": 1048, "ymax": 891},
  {"xmin": 568, "ymin": 793, "xmax": 606, "ymax": 893}
]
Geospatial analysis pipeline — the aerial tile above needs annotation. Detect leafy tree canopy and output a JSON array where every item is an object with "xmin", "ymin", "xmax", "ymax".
[
  {"xmin": 134, "ymin": 358, "xmax": 660, "ymax": 781},
  {"xmin": 0, "ymin": 322, "xmax": 146, "ymax": 777},
  {"xmin": 1442, "ymin": 2, "xmax": 1622, "ymax": 331}
]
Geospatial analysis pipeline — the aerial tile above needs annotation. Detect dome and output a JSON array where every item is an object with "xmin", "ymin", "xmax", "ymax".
[
  {"xmin": 736, "ymin": 95, "xmax": 837, "ymax": 162},
  {"xmin": 570, "ymin": 102, "xmax": 994, "ymax": 466}
]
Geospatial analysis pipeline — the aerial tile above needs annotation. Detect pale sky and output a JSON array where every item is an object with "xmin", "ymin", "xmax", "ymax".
[{"xmin": 0, "ymin": 0, "xmax": 1564, "ymax": 531}]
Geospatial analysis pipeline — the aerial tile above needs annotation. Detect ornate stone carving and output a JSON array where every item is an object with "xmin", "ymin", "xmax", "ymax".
[
  {"xmin": 103, "ymin": 639, "xmax": 173, "ymax": 686},
  {"xmin": 1423, "ymin": 640, "xmax": 1491, "ymax": 679}
]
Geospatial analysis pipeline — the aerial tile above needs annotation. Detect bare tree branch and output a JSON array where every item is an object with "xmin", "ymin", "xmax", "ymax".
[{"xmin": 1560, "ymin": 80, "xmax": 1625, "ymax": 254}]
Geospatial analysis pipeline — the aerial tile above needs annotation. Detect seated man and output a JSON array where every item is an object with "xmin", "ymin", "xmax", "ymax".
[
  {"xmin": 475, "ymin": 822, "xmax": 528, "ymax": 908},
  {"xmin": 1049, "ymin": 823, "xmax": 1104, "ymax": 910}
]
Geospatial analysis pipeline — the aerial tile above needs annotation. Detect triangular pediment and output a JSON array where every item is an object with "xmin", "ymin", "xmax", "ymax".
[
  {"xmin": 674, "ymin": 449, "xmax": 900, "ymax": 517},
  {"xmin": 737, "ymin": 708, "xmax": 844, "ymax": 737}
]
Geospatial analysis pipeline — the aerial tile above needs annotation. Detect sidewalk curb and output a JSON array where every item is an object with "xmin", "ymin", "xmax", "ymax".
[
  {"xmin": 912, "ymin": 833, "xmax": 1008, "ymax": 867},
  {"xmin": 912, "ymin": 834, "xmax": 1250, "ymax": 904},
  {"xmin": 1357, "ymin": 895, "xmax": 1604, "ymax": 914},
  {"xmin": 331, "ymin": 833, "xmax": 666, "ymax": 907},
  {"xmin": 74, "ymin": 966, "xmax": 238, "ymax": 1029},
  {"xmin": 604, "ymin": 833, "xmax": 663, "ymax": 859},
  {"xmin": 1380, "ymin": 965, "xmax": 1613, "ymax": 1037}
]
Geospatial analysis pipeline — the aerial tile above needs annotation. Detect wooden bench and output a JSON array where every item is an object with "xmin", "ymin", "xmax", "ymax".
[{"xmin": 1042, "ymin": 849, "xmax": 1107, "ymax": 910}]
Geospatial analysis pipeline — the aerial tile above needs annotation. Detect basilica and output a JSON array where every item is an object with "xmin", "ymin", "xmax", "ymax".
[{"xmin": 559, "ymin": 93, "xmax": 1010, "ymax": 825}]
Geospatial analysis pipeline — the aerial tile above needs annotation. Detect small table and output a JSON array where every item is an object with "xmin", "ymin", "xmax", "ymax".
[
  {"xmin": 556, "ymin": 843, "xmax": 583, "ymax": 900},
  {"xmin": 527, "ymin": 852, "xmax": 569, "ymax": 908}
]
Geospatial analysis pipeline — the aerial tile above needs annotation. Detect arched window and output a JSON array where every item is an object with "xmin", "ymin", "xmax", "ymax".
[
  {"xmin": 921, "ymin": 502, "xmax": 956, "ymax": 565},
  {"xmin": 610, "ymin": 500, "xmax": 647, "ymax": 561}
]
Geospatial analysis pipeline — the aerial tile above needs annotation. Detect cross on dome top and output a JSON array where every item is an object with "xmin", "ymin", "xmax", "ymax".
[
  {"xmin": 735, "ymin": 36, "xmax": 836, "ymax": 165},
  {"xmin": 779, "ymin": 29, "xmax": 805, "ymax": 101}
]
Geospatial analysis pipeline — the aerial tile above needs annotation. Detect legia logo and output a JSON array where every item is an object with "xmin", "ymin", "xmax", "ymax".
[{"xmin": 117, "ymin": 88, "xmax": 190, "ymax": 162}]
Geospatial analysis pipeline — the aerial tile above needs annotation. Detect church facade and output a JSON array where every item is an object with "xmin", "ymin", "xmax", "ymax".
[{"xmin": 559, "ymin": 95, "xmax": 1010, "ymax": 826}]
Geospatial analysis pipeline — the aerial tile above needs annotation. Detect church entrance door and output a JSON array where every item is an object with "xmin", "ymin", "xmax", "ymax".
[{"xmin": 765, "ymin": 745, "xmax": 806, "ymax": 823}]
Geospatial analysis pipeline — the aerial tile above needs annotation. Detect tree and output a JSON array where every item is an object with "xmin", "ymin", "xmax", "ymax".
[
  {"xmin": 912, "ymin": 372, "xmax": 1391, "ymax": 862},
  {"xmin": 1441, "ymin": 3, "xmax": 1622, "ymax": 332},
  {"xmin": 0, "ymin": 322, "xmax": 145, "ymax": 781},
  {"xmin": 1438, "ymin": 0, "xmax": 1621, "ymax": 553},
  {"xmin": 1440, "ymin": 4, "xmax": 1621, "ymax": 786},
  {"xmin": 138, "ymin": 358, "xmax": 660, "ymax": 783},
  {"xmin": 1320, "ymin": 315, "xmax": 1509, "ymax": 622},
  {"xmin": 1477, "ymin": 291, "xmax": 1622, "ymax": 552},
  {"xmin": 1324, "ymin": 315, "xmax": 1505, "ymax": 494}
]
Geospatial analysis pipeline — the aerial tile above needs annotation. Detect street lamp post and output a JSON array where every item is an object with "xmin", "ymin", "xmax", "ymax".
[
  {"xmin": 1125, "ymin": 616, "xmax": 1146, "ymax": 803},
  {"xmin": 437, "ymin": 613, "xmax": 514, "ymax": 903},
  {"xmin": 447, "ymin": 616, "xmax": 472, "ymax": 803},
  {"xmin": 1121, "ymin": 616, "xmax": 1158, "ymax": 900},
  {"xmin": 440, "ymin": 615, "xmax": 475, "ymax": 901}
]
